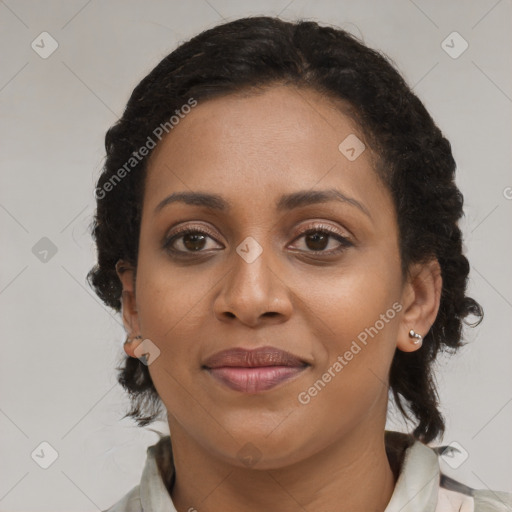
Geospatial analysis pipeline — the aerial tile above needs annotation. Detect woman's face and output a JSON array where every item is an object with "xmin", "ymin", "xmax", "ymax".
[{"xmin": 118, "ymin": 85, "xmax": 436, "ymax": 468}]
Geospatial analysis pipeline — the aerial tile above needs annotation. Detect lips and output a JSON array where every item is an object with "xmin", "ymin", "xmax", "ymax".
[
  {"xmin": 203, "ymin": 346, "xmax": 308, "ymax": 368},
  {"xmin": 203, "ymin": 346, "xmax": 310, "ymax": 393}
]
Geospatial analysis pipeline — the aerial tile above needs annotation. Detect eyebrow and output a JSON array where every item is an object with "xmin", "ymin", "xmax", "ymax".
[{"xmin": 154, "ymin": 189, "xmax": 372, "ymax": 219}]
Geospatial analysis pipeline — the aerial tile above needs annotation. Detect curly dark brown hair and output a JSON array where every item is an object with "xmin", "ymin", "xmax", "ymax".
[{"xmin": 87, "ymin": 16, "xmax": 483, "ymax": 444}]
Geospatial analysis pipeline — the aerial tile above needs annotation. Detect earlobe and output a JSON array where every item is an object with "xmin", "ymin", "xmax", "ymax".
[
  {"xmin": 123, "ymin": 333, "xmax": 144, "ymax": 358},
  {"xmin": 398, "ymin": 329, "xmax": 424, "ymax": 353},
  {"xmin": 396, "ymin": 259, "xmax": 442, "ymax": 353}
]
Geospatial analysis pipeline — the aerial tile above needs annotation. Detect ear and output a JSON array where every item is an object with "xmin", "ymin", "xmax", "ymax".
[
  {"xmin": 397, "ymin": 258, "xmax": 442, "ymax": 353},
  {"xmin": 116, "ymin": 259, "xmax": 143, "ymax": 358}
]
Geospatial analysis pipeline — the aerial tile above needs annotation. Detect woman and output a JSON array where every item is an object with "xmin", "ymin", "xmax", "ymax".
[{"xmin": 88, "ymin": 16, "xmax": 512, "ymax": 512}]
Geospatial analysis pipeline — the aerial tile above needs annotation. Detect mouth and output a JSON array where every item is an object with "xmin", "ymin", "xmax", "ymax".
[{"xmin": 202, "ymin": 346, "xmax": 310, "ymax": 393}]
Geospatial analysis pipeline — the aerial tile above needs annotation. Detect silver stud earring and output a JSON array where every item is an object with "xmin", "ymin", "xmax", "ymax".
[{"xmin": 409, "ymin": 329, "xmax": 423, "ymax": 345}]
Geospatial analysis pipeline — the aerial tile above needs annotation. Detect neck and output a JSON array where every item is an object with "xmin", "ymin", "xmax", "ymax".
[{"xmin": 167, "ymin": 421, "xmax": 397, "ymax": 512}]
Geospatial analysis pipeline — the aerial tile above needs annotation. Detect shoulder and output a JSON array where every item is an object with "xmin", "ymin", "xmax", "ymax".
[
  {"xmin": 102, "ymin": 484, "xmax": 142, "ymax": 512},
  {"xmin": 472, "ymin": 489, "xmax": 512, "ymax": 512},
  {"xmin": 385, "ymin": 431, "xmax": 512, "ymax": 512},
  {"xmin": 101, "ymin": 434, "xmax": 176, "ymax": 512},
  {"xmin": 437, "ymin": 474, "xmax": 512, "ymax": 512},
  {"xmin": 433, "ymin": 448, "xmax": 512, "ymax": 512}
]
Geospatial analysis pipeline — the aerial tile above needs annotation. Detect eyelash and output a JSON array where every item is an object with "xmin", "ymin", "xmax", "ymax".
[{"xmin": 163, "ymin": 223, "xmax": 353, "ymax": 257}]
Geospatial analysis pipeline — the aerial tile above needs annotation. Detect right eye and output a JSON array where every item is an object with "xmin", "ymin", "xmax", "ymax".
[{"xmin": 163, "ymin": 226, "xmax": 223, "ymax": 254}]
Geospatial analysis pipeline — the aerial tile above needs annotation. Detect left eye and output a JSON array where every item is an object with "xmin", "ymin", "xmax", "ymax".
[{"xmin": 289, "ymin": 228, "xmax": 352, "ymax": 254}]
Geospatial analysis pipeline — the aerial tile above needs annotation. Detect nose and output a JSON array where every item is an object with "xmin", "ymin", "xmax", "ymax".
[{"xmin": 213, "ymin": 244, "xmax": 293, "ymax": 327}]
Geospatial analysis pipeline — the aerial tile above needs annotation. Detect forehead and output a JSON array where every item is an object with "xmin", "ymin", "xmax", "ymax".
[{"xmin": 142, "ymin": 85, "xmax": 392, "ymax": 220}]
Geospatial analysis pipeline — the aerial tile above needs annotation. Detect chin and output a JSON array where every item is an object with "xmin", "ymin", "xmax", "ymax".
[{"xmin": 212, "ymin": 427, "xmax": 314, "ymax": 470}]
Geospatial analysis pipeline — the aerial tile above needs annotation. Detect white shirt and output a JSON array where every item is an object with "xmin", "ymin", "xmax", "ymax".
[{"xmin": 103, "ymin": 431, "xmax": 512, "ymax": 511}]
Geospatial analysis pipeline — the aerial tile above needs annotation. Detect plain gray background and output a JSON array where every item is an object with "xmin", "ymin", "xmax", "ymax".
[{"xmin": 1, "ymin": 0, "xmax": 511, "ymax": 510}]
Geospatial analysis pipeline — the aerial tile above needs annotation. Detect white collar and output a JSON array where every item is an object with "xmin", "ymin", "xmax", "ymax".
[{"xmin": 384, "ymin": 437, "xmax": 440, "ymax": 512}]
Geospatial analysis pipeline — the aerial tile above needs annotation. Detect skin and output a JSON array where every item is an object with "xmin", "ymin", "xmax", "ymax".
[{"xmin": 116, "ymin": 84, "xmax": 442, "ymax": 512}]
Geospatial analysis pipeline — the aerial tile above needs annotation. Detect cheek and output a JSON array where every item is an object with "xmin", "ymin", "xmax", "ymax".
[
  {"xmin": 293, "ymin": 277, "xmax": 400, "ymax": 447},
  {"xmin": 135, "ymin": 243, "xmax": 216, "ymax": 338},
  {"xmin": 293, "ymin": 254, "xmax": 401, "ymax": 341},
  {"xmin": 292, "ymin": 254, "xmax": 402, "ymax": 397},
  {"xmin": 133, "ymin": 254, "xmax": 238, "ymax": 415},
  {"xmin": 134, "ymin": 261, "xmax": 213, "ymax": 417}
]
